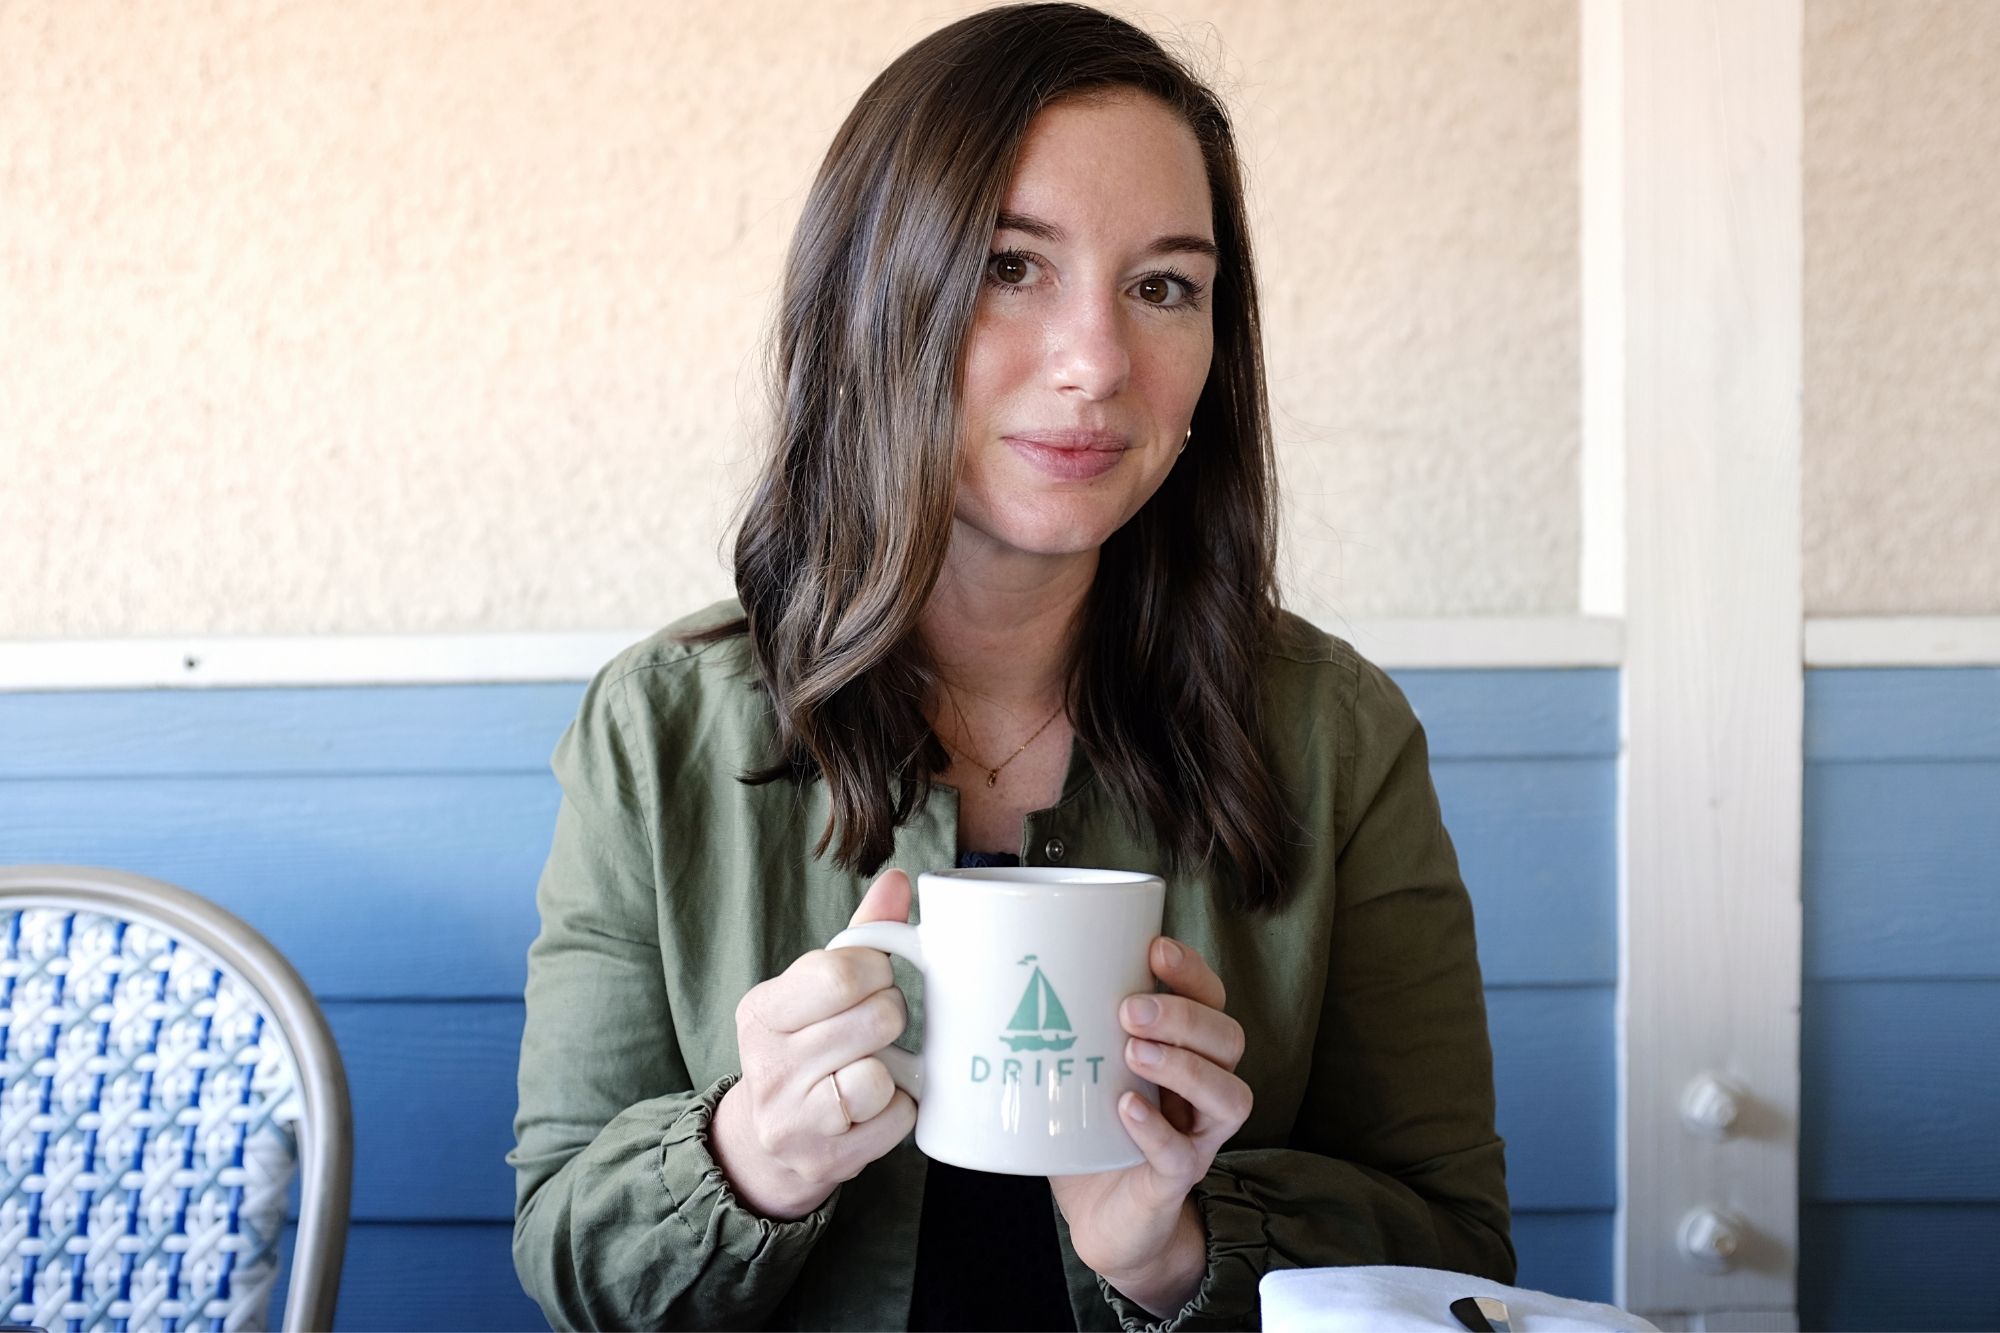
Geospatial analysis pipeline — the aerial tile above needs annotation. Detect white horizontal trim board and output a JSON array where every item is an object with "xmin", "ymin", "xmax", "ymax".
[
  {"xmin": 0, "ymin": 631, "xmax": 649, "ymax": 692},
  {"xmin": 1804, "ymin": 617, "xmax": 2000, "ymax": 668},
  {"xmin": 0, "ymin": 618, "xmax": 1621, "ymax": 691},
  {"xmin": 2, "ymin": 617, "xmax": 1996, "ymax": 691},
  {"xmin": 1321, "ymin": 616, "xmax": 1625, "ymax": 669}
]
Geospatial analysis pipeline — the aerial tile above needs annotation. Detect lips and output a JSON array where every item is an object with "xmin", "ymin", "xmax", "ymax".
[{"xmin": 1002, "ymin": 429, "xmax": 1130, "ymax": 481}]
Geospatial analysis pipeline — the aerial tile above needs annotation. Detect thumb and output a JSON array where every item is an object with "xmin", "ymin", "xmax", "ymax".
[{"xmin": 849, "ymin": 868, "xmax": 913, "ymax": 928}]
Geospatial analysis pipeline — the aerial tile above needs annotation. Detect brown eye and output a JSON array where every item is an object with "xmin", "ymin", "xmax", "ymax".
[
  {"xmin": 1133, "ymin": 269, "xmax": 1206, "ymax": 311},
  {"xmin": 987, "ymin": 253, "xmax": 1030, "ymax": 285}
]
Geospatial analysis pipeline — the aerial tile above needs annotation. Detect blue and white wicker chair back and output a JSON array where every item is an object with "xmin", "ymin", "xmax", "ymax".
[{"xmin": 0, "ymin": 868, "xmax": 352, "ymax": 1333}]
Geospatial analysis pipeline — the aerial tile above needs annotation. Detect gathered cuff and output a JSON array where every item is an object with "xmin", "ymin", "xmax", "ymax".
[
  {"xmin": 657, "ymin": 1071, "xmax": 841, "ymax": 1267},
  {"xmin": 1096, "ymin": 1163, "xmax": 1265, "ymax": 1332}
]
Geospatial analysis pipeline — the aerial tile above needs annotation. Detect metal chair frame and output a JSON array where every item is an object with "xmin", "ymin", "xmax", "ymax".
[{"xmin": 0, "ymin": 865, "xmax": 353, "ymax": 1333}]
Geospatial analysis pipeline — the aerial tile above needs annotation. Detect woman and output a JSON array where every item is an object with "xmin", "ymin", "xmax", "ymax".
[{"xmin": 509, "ymin": 4, "xmax": 1513, "ymax": 1329}]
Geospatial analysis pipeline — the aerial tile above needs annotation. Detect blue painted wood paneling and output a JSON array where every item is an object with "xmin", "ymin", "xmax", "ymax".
[
  {"xmin": 0, "ymin": 775, "xmax": 1617, "ymax": 998},
  {"xmin": 1803, "ymin": 761, "xmax": 2000, "ymax": 980},
  {"xmin": 1799, "ymin": 1203, "xmax": 2000, "ymax": 1331},
  {"xmin": 1802, "ymin": 667, "xmax": 2000, "ymax": 1331},
  {"xmin": 1438, "ymin": 759, "xmax": 1618, "ymax": 986},
  {"xmin": 335, "ymin": 988, "xmax": 1611, "ymax": 1223},
  {"xmin": 1800, "ymin": 980, "xmax": 2000, "ymax": 1202},
  {"xmin": 1805, "ymin": 667, "xmax": 2000, "ymax": 762},
  {"xmin": 0, "ymin": 774, "xmax": 556, "ymax": 998},
  {"xmin": 1510, "ymin": 1211, "xmax": 1614, "ymax": 1306},
  {"xmin": 0, "ymin": 684, "xmax": 589, "ymax": 778},
  {"xmin": 270, "ymin": 1222, "xmax": 545, "ymax": 1333},
  {"xmin": 0, "ymin": 755, "xmax": 1618, "ymax": 1001},
  {"xmin": 1388, "ymin": 670, "xmax": 1621, "ymax": 760},
  {"xmin": 1488, "ymin": 989, "xmax": 1616, "ymax": 1211},
  {"xmin": 0, "ymin": 665, "xmax": 1623, "ymax": 1324},
  {"xmin": 0, "ymin": 669, "xmax": 1619, "ymax": 777},
  {"xmin": 332, "ymin": 1001, "xmax": 524, "ymax": 1221}
]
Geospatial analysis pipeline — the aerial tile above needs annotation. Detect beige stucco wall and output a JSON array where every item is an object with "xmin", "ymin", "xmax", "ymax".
[
  {"xmin": 1, "ymin": 1, "xmax": 1990, "ymax": 637},
  {"xmin": 1805, "ymin": 0, "xmax": 2000, "ymax": 615},
  {"xmin": 0, "ymin": 0, "xmax": 1579, "ymax": 635}
]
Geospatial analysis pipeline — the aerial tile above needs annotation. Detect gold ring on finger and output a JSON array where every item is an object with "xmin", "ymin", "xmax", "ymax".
[{"xmin": 827, "ymin": 1070, "xmax": 853, "ymax": 1132}]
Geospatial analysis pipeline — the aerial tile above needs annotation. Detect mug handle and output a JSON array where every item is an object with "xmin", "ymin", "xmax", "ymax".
[{"xmin": 825, "ymin": 921, "xmax": 925, "ymax": 1101}]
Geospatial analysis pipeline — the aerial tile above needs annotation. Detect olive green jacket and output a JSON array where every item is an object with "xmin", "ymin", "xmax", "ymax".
[{"xmin": 509, "ymin": 599, "xmax": 1514, "ymax": 1331}]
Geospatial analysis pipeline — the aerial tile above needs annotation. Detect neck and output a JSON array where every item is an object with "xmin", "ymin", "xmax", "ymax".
[{"xmin": 920, "ymin": 524, "xmax": 1096, "ymax": 714}]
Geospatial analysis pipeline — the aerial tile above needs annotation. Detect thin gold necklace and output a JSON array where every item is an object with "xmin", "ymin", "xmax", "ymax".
[{"xmin": 938, "ymin": 683, "xmax": 1066, "ymax": 788}]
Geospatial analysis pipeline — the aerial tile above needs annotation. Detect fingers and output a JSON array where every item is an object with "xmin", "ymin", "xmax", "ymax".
[
  {"xmin": 789, "ymin": 986, "xmax": 910, "ymax": 1084},
  {"xmin": 1118, "ymin": 1088, "xmax": 1209, "ymax": 1191},
  {"xmin": 824, "ymin": 1056, "xmax": 899, "ymax": 1134},
  {"xmin": 1124, "ymin": 1035, "xmax": 1254, "ymax": 1139},
  {"xmin": 727, "ymin": 888, "xmax": 920, "ymax": 1199},
  {"xmin": 1111, "ymin": 942, "xmax": 1255, "ymax": 1199},
  {"xmin": 733, "ymin": 968, "xmax": 914, "ymax": 1193},
  {"xmin": 848, "ymin": 868, "xmax": 913, "ymax": 928},
  {"xmin": 745, "ymin": 867, "xmax": 909, "ymax": 1034},
  {"xmin": 840, "ymin": 1087, "xmax": 918, "ymax": 1163},
  {"xmin": 1149, "ymin": 935, "xmax": 1226, "ymax": 1010},
  {"xmin": 1120, "ymin": 990, "xmax": 1246, "ymax": 1072},
  {"xmin": 791, "ymin": 1069, "xmax": 916, "ymax": 1183},
  {"xmin": 745, "ymin": 945, "xmax": 895, "ymax": 1033}
]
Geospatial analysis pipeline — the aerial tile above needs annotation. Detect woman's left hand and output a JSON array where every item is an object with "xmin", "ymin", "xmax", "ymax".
[{"xmin": 1049, "ymin": 935, "xmax": 1254, "ymax": 1317}]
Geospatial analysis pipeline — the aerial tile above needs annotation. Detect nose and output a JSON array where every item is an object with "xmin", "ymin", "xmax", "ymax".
[{"xmin": 1047, "ymin": 290, "xmax": 1131, "ymax": 400}]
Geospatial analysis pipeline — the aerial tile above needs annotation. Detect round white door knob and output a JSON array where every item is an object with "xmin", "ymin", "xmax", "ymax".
[
  {"xmin": 1680, "ymin": 1072, "xmax": 1746, "ymax": 1139},
  {"xmin": 1679, "ymin": 1207, "xmax": 1745, "ymax": 1272}
]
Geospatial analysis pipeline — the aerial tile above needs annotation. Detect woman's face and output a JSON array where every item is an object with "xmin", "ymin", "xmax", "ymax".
[{"xmin": 952, "ymin": 91, "xmax": 1217, "ymax": 566}]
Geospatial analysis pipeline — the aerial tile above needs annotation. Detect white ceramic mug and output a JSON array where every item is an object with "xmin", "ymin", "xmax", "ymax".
[{"xmin": 824, "ymin": 866, "xmax": 1165, "ymax": 1175}]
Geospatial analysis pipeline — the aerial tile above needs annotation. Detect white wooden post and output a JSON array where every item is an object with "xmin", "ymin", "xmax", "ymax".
[{"xmin": 1598, "ymin": 0, "xmax": 1805, "ymax": 1327}]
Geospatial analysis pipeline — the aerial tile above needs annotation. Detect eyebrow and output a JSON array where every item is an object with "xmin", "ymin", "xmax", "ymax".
[{"xmin": 995, "ymin": 210, "xmax": 1219, "ymax": 263}]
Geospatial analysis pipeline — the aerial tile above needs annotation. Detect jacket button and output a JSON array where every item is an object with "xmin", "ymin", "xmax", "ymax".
[{"xmin": 1043, "ymin": 837, "xmax": 1066, "ymax": 863}]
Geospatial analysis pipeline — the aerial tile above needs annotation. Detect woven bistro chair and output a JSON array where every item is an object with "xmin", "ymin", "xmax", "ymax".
[{"xmin": 0, "ymin": 866, "xmax": 352, "ymax": 1332}]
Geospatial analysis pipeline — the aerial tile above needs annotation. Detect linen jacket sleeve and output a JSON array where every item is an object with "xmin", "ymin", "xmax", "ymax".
[
  {"xmin": 1096, "ymin": 654, "xmax": 1516, "ymax": 1331},
  {"xmin": 508, "ymin": 665, "xmax": 835, "ymax": 1330}
]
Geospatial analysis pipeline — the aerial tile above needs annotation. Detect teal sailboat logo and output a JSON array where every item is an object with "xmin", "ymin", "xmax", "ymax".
[{"xmin": 1001, "ymin": 954, "xmax": 1077, "ymax": 1052}]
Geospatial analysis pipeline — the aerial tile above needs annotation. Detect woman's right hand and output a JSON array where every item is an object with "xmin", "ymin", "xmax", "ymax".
[{"xmin": 709, "ymin": 869, "xmax": 919, "ymax": 1220}]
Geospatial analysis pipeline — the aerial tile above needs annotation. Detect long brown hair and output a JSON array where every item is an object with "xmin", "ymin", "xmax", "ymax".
[{"xmin": 686, "ymin": 2, "xmax": 1293, "ymax": 910}]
